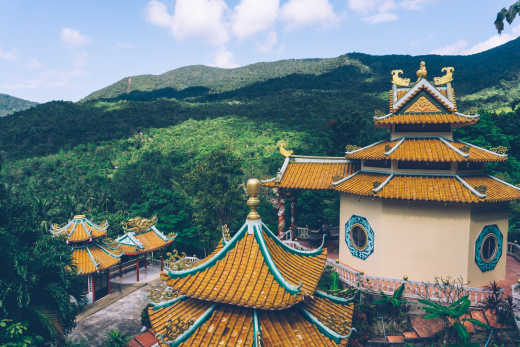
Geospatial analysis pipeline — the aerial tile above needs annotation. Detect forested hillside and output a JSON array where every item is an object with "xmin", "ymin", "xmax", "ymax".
[
  {"xmin": 1, "ymin": 37, "xmax": 520, "ymax": 260},
  {"xmin": 0, "ymin": 93, "xmax": 37, "ymax": 117}
]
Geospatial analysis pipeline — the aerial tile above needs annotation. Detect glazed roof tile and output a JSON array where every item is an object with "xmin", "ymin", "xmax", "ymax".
[
  {"xmin": 71, "ymin": 242, "xmax": 122, "ymax": 275},
  {"xmin": 161, "ymin": 221, "xmax": 327, "ymax": 310},
  {"xmin": 117, "ymin": 225, "xmax": 175, "ymax": 255},
  {"xmin": 50, "ymin": 215, "xmax": 108, "ymax": 243},
  {"xmin": 374, "ymin": 113, "xmax": 479, "ymax": 128},
  {"xmin": 346, "ymin": 138, "xmax": 506, "ymax": 163},
  {"xmin": 148, "ymin": 295, "xmax": 354, "ymax": 347},
  {"xmin": 333, "ymin": 173, "xmax": 520, "ymax": 203},
  {"xmin": 263, "ymin": 157, "xmax": 354, "ymax": 190}
]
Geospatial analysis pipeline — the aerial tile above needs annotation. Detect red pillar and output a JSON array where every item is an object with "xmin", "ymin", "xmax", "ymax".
[
  {"xmin": 290, "ymin": 193, "xmax": 296, "ymax": 231},
  {"xmin": 160, "ymin": 253, "xmax": 164, "ymax": 271},
  {"xmin": 107, "ymin": 271, "xmax": 111, "ymax": 295},
  {"xmin": 136, "ymin": 258, "xmax": 140, "ymax": 282},
  {"xmin": 277, "ymin": 190, "xmax": 286, "ymax": 238},
  {"xmin": 91, "ymin": 274, "xmax": 96, "ymax": 302}
]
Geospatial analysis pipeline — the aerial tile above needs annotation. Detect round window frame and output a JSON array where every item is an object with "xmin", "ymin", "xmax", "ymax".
[
  {"xmin": 480, "ymin": 233, "xmax": 498, "ymax": 263},
  {"xmin": 475, "ymin": 224, "xmax": 503, "ymax": 272},
  {"xmin": 349, "ymin": 224, "xmax": 369, "ymax": 251},
  {"xmin": 345, "ymin": 215, "xmax": 374, "ymax": 260}
]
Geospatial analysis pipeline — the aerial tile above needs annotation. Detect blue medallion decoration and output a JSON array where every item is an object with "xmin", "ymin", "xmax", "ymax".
[
  {"xmin": 475, "ymin": 224, "xmax": 503, "ymax": 272},
  {"xmin": 345, "ymin": 215, "xmax": 374, "ymax": 260}
]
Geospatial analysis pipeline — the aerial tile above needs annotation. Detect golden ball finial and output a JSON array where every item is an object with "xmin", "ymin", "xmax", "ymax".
[
  {"xmin": 246, "ymin": 178, "xmax": 261, "ymax": 220},
  {"xmin": 416, "ymin": 61, "xmax": 427, "ymax": 81}
]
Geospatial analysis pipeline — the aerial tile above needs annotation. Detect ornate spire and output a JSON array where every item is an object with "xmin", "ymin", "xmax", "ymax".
[
  {"xmin": 246, "ymin": 178, "xmax": 261, "ymax": 220},
  {"xmin": 416, "ymin": 61, "xmax": 427, "ymax": 81}
]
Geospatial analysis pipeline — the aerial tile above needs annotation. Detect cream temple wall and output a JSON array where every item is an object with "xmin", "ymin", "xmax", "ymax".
[{"xmin": 339, "ymin": 194, "xmax": 508, "ymax": 286}]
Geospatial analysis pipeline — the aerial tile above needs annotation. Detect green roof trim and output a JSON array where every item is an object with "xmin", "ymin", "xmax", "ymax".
[
  {"xmin": 300, "ymin": 308, "xmax": 355, "ymax": 343},
  {"xmin": 261, "ymin": 222, "xmax": 325, "ymax": 256},
  {"xmin": 167, "ymin": 223, "xmax": 248, "ymax": 278},
  {"xmin": 315, "ymin": 289, "xmax": 356, "ymax": 305},
  {"xmin": 166, "ymin": 303, "xmax": 217, "ymax": 347},
  {"xmin": 151, "ymin": 295, "xmax": 187, "ymax": 311},
  {"xmin": 253, "ymin": 223, "xmax": 301, "ymax": 295},
  {"xmin": 253, "ymin": 309, "xmax": 261, "ymax": 347},
  {"xmin": 96, "ymin": 242, "xmax": 122, "ymax": 258}
]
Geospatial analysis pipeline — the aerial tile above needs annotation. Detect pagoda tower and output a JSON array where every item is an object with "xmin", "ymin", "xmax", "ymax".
[
  {"xmin": 147, "ymin": 179, "xmax": 355, "ymax": 346},
  {"xmin": 50, "ymin": 215, "xmax": 122, "ymax": 302},
  {"xmin": 265, "ymin": 62, "xmax": 520, "ymax": 287}
]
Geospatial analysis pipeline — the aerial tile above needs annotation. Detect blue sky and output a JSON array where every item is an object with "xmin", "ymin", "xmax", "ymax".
[{"xmin": 0, "ymin": 0, "xmax": 519, "ymax": 102}]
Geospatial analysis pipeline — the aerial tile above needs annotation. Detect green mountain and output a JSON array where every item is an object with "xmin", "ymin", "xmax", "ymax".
[
  {"xmin": 2, "ymin": 37, "xmax": 520, "ymax": 256},
  {"xmin": 0, "ymin": 93, "xmax": 37, "ymax": 117}
]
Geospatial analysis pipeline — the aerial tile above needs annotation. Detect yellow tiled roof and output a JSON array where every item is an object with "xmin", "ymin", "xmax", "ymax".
[
  {"xmin": 162, "ymin": 225, "xmax": 327, "ymax": 310},
  {"xmin": 333, "ymin": 173, "xmax": 520, "ymax": 203},
  {"xmin": 263, "ymin": 159, "xmax": 355, "ymax": 190},
  {"xmin": 71, "ymin": 243, "xmax": 122, "ymax": 275},
  {"xmin": 148, "ymin": 295, "xmax": 354, "ymax": 347},
  {"xmin": 118, "ymin": 226, "xmax": 175, "ymax": 255},
  {"xmin": 50, "ymin": 215, "xmax": 108, "ymax": 243},
  {"xmin": 347, "ymin": 138, "xmax": 506, "ymax": 163},
  {"xmin": 374, "ymin": 113, "xmax": 478, "ymax": 128}
]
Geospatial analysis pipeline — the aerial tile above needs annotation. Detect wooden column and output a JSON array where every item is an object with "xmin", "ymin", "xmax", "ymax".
[
  {"xmin": 107, "ymin": 271, "xmax": 111, "ymax": 295},
  {"xmin": 91, "ymin": 274, "xmax": 96, "ymax": 302},
  {"xmin": 277, "ymin": 190, "xmax": 286, "ymax": 238},
  {"xmin": 136, "ymin": 258, "xmax": 140, "ymax": 282}
]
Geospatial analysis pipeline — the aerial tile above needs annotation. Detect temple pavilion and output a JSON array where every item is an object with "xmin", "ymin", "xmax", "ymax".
[
  {"xmin": 50, "ymin": 215, "xmax": 122, "ymax": 303},
  {"xmin": 265, "ymin": 62, "xmax": 520, "ymax": 287},
  {"xmin": 116, "ymin": 216, "xmax": 176, "ymax": 281},
  {"xmin": 147, "ymin": 178, "xmax": 355, "ymax": 346}
]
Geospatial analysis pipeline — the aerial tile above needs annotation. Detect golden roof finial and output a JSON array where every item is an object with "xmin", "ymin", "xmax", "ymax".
[
  {"xmin": 279, "ymin": 142, "xmax": 293, "ymax": 158},
  {"xmin": 391, "ymin": 70, "xmax": 410, "ymax": 87},
  {"xmin": 246, "ymin": 178, "xmax": 261, "ymax": 221},
  {"xmin": 434, "ymin": 67, "xmax": 454, "ymax": 85},
  {"xmin": 416, "ymin": 61, "xmax": 427, "ymax": 81}
]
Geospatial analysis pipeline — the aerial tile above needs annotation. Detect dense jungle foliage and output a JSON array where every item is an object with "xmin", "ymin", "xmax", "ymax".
[
  {"xmin": 1, "ymin": 38, "xmax": 520, "ymax": 344},
  {"xmin": 0, "ymin": 93, "xmax": 37, "ymax": 117}
]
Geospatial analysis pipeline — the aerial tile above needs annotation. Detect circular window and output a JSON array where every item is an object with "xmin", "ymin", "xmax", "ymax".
[
  {"xmin": 475, "ymin": 224, "xmax": 503, "ymax": 272},
  {"xmin": 350, "ymin": 224, "xmax": 368, "ymax": 251},
  {"xmin": 345, "ymin": 215, "xmax": 374, "ymax": 260},
  {"xmin": 480, "ymin": 233, "xmax": 497, "ymax": 263}
]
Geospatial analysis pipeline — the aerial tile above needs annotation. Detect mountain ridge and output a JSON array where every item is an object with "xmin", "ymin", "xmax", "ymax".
[{"xmin": 0, "ymin": 93, "xmax": 37, "ymax": 117}]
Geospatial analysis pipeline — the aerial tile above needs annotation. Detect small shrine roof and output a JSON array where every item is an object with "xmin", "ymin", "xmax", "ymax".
[
  {"xmin": 262, "ymin": 156, "xmax": 354, "ymax": 190},
  {"xmin": 333, "ymin": 172, "xmax": 520, "ymax": 203},
  {"xmin": 148, "ymin": 292, "xmax": 354, "ymax": 347},
  {"xmin": 346, "ymin": 138, "xmax": 507, "ymax": 163},
  {"xmin": 117, "ymin": 225, "xmax": 175, "ymax": 256},
  {"xmin": 50, "ymin": 215, "xmax": 108, "ymax": 243},
  {"xmin": 71, "ymin": 242, "xmax": 122, "ymax": 275},
  {"xmin": 161, "ymin": 220, "xmax": 327, "ymax": 310}
]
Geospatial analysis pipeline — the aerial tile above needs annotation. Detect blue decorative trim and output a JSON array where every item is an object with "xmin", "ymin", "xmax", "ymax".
[
  {"xmin": 315, "ymin": 290, "xmax": 356, "ymax": 305},
  {"xmin": 167, "ymin": 224, "xmax": 248, "ymax": 278},
  {"xmin": 345, "ymin": 215, "xmax": 374, "ymax": 260},
  {"xmin": 253, "ymin": 309, "xmax": 261, "ymax": 347},
  {"xmin": 475, "ymin": 224, "xmax": 503, "ymax": 272},
  {"xmin": 166, "ymin": 303, "xmax": 217, "ymax": 346},
  {"xmin": 151, "ymin": 295, "xmax": 187, "ymax": 310},
  {"xmin": 300, "ymin": 308, "xmax": 355, "ymax": 343},
  {"xmin": 253, "ymin": 223, "xmax": 301, "ymax": 294},
  {"xmin": 261, "ymin": 222, "xmax": 325, "ymax": 256}
]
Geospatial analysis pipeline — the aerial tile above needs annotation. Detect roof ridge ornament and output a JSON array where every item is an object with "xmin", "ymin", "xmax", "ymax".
[
  {"xmin": 416, "ymin": 61, "xmax": 427, "ymax": 81},
  {"xmin": 246, "ymin": 178, "xmax": 261, "ymax": 221},
  {"xmin": 279, "ymin": 142, "xmax": 294, "ymax": 158},
  {"xmin": 434, "ymin": 67, "xmax": 455, "ymax": 86},
  {"xmin": 391, "ymin": 70, "xmax": 410, "ymax": 87}
]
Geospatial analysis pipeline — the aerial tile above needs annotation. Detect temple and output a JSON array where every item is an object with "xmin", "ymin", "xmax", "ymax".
[
  {"xmin": 265, "ymin": 62, "xmax": 520, "ymax": 287},
  {"xmin": 116, "ymin": 216, "xmax": 176, "ymax": 280},
  {"xmin": 147, "ymin": 178, "xmax": 355, "ymax": 346},
  {"xmin": 50, "ymin": 215, "xmax": 122, "ymax": 302}
]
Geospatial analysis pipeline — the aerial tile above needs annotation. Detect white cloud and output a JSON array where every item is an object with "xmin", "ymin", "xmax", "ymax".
[
  {"xmin": 431, "ymin": 25, "xmax": 520, "ymax": 55},
  {"xmin": 347, "ymin": 0, "xmax": 395, "ymax": 14},
  {"xmin": 258, "ymin": 31, "xmax": 278, "ymax": 53},
  {"xmin": 363, "ymin": 12, "xmax": 398, "ymax": 24},
  {"xmin": 60, "ymin": 28, "xmax": 90, "ymax": 46},
  {"xmin": 281, "ymin": 0, "xmax": 337, "ymax": 28},
  {"xmin": 25, "ymin": 58, "xmax": 43, "ymax": 70},
  {"xmin": 399, "ymin": 0, "xmax": 429, "ymax": 10},
  {"xmin": 213, "ymin": 47, "xmax": 238, "ymax": 68},
  {"xmin": 146, "ymin": 0, "xmax": 229, "ymax": 46},
  {"xmin": 0, "ymin": 48, "xmax": 16, "ymax": 61},
  {"xmin": 232, "ymin": 0, "xmax": 279, "ymax": 39}
]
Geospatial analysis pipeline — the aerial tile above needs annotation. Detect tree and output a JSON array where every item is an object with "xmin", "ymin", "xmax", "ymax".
[{"xmin": 495, "ymin": 1, "xmax": 520, "ymax": 33}]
